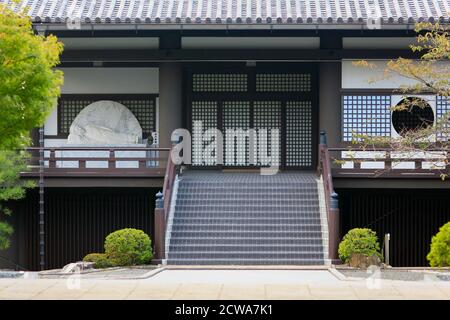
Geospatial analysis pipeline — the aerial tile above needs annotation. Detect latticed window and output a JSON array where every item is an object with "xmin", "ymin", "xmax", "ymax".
[
  {"xmin": 256, "ymin": 74, "xmax": 311, "ymax": 92},
  {"xmin": 192, "ymin": 74, "xmax": 248, "ymax": 92},
  {"xmin": 342, "ymin": 95, "xmax": 391, "ymax": 141},
  {"xmin": 58, "ymin": 95, "xmax": 157, "ymax": 139},
  {"xmin": 437, "ymin": 96, "xmax": 450, "ymax": 141}
]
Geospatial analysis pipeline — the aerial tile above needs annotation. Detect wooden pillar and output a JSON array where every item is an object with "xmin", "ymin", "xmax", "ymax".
[{"xmin": 158, "ymin": 62, "xmax": 183, "ymax": 148}]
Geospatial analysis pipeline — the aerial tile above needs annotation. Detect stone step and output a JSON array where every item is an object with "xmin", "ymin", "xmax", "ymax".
[
  {"xmin": 172, "ymin": 217, "xmax": 322, "ymax": 225},
  {"xmin": 178, "ymin": 181, "xmax": 318, "ymax": 186},
  {"xmin": 168, "ymin": 244, "xmax": 325, "ymax": 252},
  {"xmin": 176, "ymin": 193, "xmax": 317, "ymax": 200},
  {"xmin": 167, "ymin": 252, "xmax": 325, "ymax": 259},
  {"xmin": 170, "ymin": 231, "xmax": 324, "ymax": 238},
  {"xmin": 171, "ymin": 224, "xmax": 323, "ymax": 232},
  {"xmin": 173, "ymin": 211, "xmax": 322, "ymax": 218},
  {"xmin": 169, "ymin": 237, "xmax": 325, "ymax": 246},
  {"xmin": 175, "ymin": 199, "xmax": 318, "ymax": 206},
  {"xmin": 174, "ymin": 204, "xmax": 320, "ymax": 212},
  {"xmin": 166, "ymin": 259, "xmax": 325, "ymax": 265},
  {"xmin": 177, "ymin": 187, "xmax": 318, "ymax": 194}
]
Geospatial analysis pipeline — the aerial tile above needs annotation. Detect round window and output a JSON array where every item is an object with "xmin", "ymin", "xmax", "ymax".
[{"xmin": 392, "ymin": 97, "xmax": 434, "ymax": 136}]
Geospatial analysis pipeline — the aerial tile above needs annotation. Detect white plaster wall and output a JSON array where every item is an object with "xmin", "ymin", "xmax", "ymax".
[
  {"xmin": 44, "ymin": 105, "xmax": 58, "ymax": 136},
  {"xmin": 342, "ymin": 60, "xmax": 420, "ymax": 89},
  {"xmin": 59, "ymin": 68, "xmax": 158, "ymax": 94}
]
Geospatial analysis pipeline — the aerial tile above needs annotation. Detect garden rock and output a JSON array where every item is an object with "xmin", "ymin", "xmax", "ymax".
[{"xmin": 348, "ymin": 253, "xmax": 381, "ymax": 269}]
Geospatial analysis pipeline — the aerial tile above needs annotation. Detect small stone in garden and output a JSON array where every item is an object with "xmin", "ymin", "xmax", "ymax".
[
  {"xmin": 61, "ymin": 261, "xmax": 95, "ymax": 273},
  {"xmin": 348, "ymin": 253, "xmax": 381, "ymax": 269}
]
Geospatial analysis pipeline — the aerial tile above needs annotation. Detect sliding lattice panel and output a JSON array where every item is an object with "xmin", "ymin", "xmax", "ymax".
[
  {"xmin": 192, "ymin": 101, "xmax": 218, "ymax": 166},
  {"xmin": 286, "ymin": 101, "xmax": 313, "ymax": 167},
  {"xmin": 223, "ymin": 101, "xmax": 251, "ymax": 166},
  {"xmin": 253, "ymin": 101, "xmax": 282, "ymax": 166}
]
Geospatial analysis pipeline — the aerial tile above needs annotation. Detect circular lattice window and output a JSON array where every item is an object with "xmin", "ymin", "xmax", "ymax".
[{"xmin": 392, "ymin": 97, "xmax": 434, "ymax": 136}]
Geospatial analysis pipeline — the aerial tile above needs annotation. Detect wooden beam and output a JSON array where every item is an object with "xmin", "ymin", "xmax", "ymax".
[{"xmin": 61, "ymin": 48, "xmax": 419, "ymax": 62}]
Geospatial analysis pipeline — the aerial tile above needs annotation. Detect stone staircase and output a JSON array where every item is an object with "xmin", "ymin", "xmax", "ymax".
[{"xmin": 165, "ymin": 171, "xmax": 329, "ymax": 265}]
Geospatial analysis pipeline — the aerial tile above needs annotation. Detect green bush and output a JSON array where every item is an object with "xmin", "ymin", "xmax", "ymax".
[
  {"xmin": 338, "ymin": 228, "xmax": 382, "ymax": 263},
  {"xmin": 83, "ymin": 253, "xmax": 114, "ymax": 269},
  {"xmin": 104, "ymin": 228, "xmax": 153, "ymax": 266},
  {"xmin": 427, "ymin": 221, "xmax": 450, "ymax": 267}
]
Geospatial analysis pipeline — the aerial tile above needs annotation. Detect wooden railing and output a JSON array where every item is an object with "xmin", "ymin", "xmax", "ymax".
[
  {"xmin": 154, "ymin": 145, "xmax": 177, "ymax": 262},
  {"xmin": 22, "ymin": 146, "xmax": 170, "ymax": 177},
  {"xmin": 328, "ymin": 147, "xmax": 450, "ymax": 178},
  {"xmin": 317, "ymin": 132, "xmax": 340, "ymax": 262}
]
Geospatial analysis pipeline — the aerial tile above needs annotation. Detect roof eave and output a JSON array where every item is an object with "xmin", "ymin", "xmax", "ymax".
[{"xmin": 34, "ymin": 22, "xmax": 422, "ymax": 32}]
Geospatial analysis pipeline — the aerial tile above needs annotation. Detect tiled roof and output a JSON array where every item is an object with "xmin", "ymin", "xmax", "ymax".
[{"xmin": 1, "ymin": 0, "xmax": 449, "ymax": 26}]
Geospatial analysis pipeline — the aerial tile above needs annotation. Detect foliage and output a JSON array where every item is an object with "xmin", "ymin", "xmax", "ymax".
[
  {"xmin": 427, "ymin": 221, "xmax": 450, "ymax": 267},
  {"xmin": 338, "ymin": 228, "xmax": 382, "ymax": 263},
  {"xmin": 0, "ymin": 2, "xmax": 63, "ymax": 149},
  {"xmin": 0, "ymin": 3, "xmax": 63, "ymax": 249},
  {"xmin": 349, "ymin": 22, "xmax": 450, "ymax": 179},
  {"xmin": 0, "ymin": 151, "xmax": 34, "ymax": 250},
  {"xmin": 104, "ymin": 228, "xmax": 153, "ymax": 266},
  {"xmin": 83, "ymin": 253, "xmax": 115, "ymax": 269}
]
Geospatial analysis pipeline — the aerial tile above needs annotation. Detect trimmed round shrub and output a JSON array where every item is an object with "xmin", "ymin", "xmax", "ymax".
[
  {"xmin": 83, "ymin": 253, "xmax": 114, "ymax": 269},
  {"xmin": 338, "ymin": 228, "xmax": 382, "ymax": 263},
  {"xmin": 427, "ymin": 221, "xmax": 450, "ymax": 267},
  {"xmin": 104, "ymin": 228, "xmax": 153, "ymax": 266}
]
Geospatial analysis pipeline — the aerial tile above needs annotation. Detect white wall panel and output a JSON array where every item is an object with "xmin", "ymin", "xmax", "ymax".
[
  {"xmin": 44, "ymin": 105, "xmax": 58, "ymax": 135},
  {"xmin": 342, "ymin": 60, "xmax": 420, "ymax": 89},
  {"xmin": 59, "ymin": 68, "xmax": 159, "ymax": 94}
]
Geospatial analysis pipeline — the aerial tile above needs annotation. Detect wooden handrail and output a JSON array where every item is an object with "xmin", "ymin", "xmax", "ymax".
[
  {"xmin": 154, "ymin": 145, "xmax": 177, "ymax": 262},
  {"xmin": 162, "ymin": 146, "xmax": 176, "ymax": 221},
  {"xmin": 318, "ymin": 144, "xmax": 334, "ymax": 215},
  {"xmin": 317, "ymin": 137, "xmax": 340, "ymax": 262},
  {"xmin": 26, "ymin": 147, "xmax": 170, "ymax": 152}
]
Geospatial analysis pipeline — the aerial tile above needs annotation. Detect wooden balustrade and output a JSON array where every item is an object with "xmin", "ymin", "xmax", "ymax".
[
  {"xmin": 22, "ymin": 146, "xmax": 170, "ymax": 177},
  {"xmin": 328, "ymin": 147, "xmax": 450, "ymax": 178}
]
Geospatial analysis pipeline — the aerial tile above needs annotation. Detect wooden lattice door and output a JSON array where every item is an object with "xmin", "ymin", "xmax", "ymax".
[{"xmin": 187, "ymin": 64, "xmax": 317, "ymax": 169}]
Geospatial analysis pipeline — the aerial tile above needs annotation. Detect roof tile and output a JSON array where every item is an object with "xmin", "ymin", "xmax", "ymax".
[{"xmin": 1, "ymin": 0, "xmax": 448, "ymax": 25}]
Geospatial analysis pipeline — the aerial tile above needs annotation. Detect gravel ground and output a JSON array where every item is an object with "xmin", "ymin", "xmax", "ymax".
[
  {"xmin": 39, "ymin": 266, "xmax": 158, "ymax": 279},
  {"xmin": 338, "ymin": 269, "xmax": 449, "ymax": 281}
]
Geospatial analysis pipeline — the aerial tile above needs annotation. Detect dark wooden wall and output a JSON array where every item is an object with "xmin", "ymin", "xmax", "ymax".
[
  {"xmin": 1, "ymin": 188, "xmax": 157, "ymax": 271},
  {"xmin": 338, "ymin": 188, "xmax": 450, "ymax": 267}
]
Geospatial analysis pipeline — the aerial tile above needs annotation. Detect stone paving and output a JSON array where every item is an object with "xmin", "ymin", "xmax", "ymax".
[{"xmin": 0, "ymin": 269, "xmax": 449, "ymax": 300}]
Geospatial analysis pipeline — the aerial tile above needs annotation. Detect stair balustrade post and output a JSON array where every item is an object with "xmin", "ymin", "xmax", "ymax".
[
  {"xmin": 154, "ymin": 191, "xmax": 165, "ymax": 263},
  {"xmin": 320, "ymin": 130, "xmax": 327, "ymax": 146},
  {"xmin": 329, "ymin": 192, "xmax": 340, "ymax": 262}
]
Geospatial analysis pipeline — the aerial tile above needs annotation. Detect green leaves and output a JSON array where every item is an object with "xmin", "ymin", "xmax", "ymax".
[
  {"xmin": 427, "ymin": 221, "xmax": 450, "ymax": 267},
  {"xmin": 104, "ymin": 228, "xmax": 153, "ymax": 266},
  {"xmin": 0, "ymin": 221, "xmax": 13, "ymax": 250},
  {"xmin": 0, "ymin": 4, "xmax": 63, "ymax": 149},
  {"xmin": 0, "ymin": 4, "xmax": 62, "ymax": 249},
  {"xmin": 338, "ymin": 228, "xmax": 382, "ymax": 264}
]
